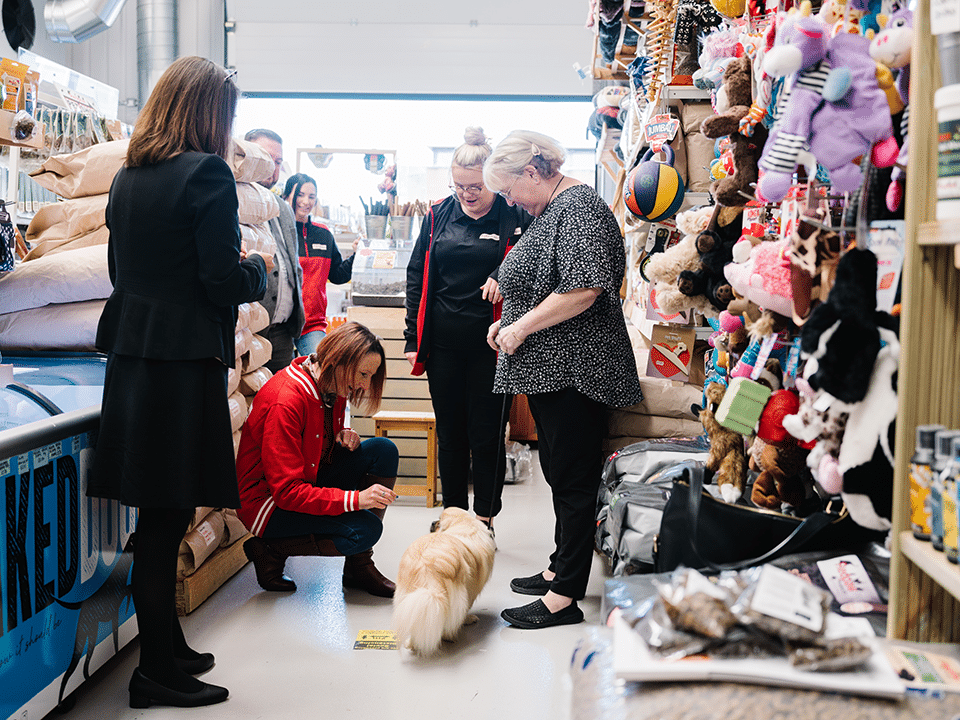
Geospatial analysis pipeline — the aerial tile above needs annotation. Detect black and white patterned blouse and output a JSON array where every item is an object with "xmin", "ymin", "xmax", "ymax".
[{"xmin": 494, "ymin": 184, "xmax": 643, "ymax": 408}]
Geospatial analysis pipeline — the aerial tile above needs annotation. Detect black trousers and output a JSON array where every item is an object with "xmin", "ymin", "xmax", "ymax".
[
  {"xmin": 527, "ymin": 387, "xmax": 606, "ymax": 600},
  {"xmin": 425, "ymin": 344, "xmax": 510, "ymax": 518}
]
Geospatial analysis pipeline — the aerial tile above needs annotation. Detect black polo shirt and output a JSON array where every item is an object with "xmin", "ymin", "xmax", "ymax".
[{"xmin": 430, "ymin": 200, "xmax": 503, "ymax": 350}]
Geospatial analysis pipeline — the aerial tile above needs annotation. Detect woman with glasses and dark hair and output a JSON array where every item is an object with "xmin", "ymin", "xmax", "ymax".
[
  {"xmin": 482, "ymin": 129, "xmax": 642, "ymax": 630},
  {"xmin": 404, "ymin": 126, "xmax": 531, "ymax": 533},
  {"xmin": 90, "ymin": 56, "xmax": 271, "ymax": 708},
  {"xmin": 283, "ymin": 172, "xmax": 357, "ymax": 357}
]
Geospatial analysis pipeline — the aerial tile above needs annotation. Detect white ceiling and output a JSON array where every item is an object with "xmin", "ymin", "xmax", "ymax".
[{"xmin": 225, "ymin": 0, "xmax": 595, "ymax": 97}]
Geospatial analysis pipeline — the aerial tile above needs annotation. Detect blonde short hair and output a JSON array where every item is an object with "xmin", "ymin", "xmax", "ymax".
[
  {"xmin": 451, "ymin": 126, "xmax": 492, "ymax": 169},
  {"xmin": 483, "ymin": 130, "xmax": 566, "ymax": 187}
]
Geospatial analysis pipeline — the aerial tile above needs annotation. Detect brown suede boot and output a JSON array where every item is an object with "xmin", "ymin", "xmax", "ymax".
[
  {"xmin": 342, "ymin": 550, "xmax": 396, "ymax": 598},
  {"xmin": 342, "ymin": 474, "xmax": 397, "ymax": 597},
  {"xmin": 244, "ymin": 536, "xmax": 296, "ymax": 592},
  {"xmin": 245, "ymin": 534, "xmax": 343, "ymax": 592}
]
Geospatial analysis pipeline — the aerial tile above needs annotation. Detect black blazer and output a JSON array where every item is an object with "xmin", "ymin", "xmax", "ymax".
[{"xmin": 96, "ymin": 152, "xmax": 266, "ymax": 368}]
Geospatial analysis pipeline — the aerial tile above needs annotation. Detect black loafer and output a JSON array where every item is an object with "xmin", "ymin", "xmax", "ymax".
[
  {"xmin": 175, "ymin": 652, "xmax": 215, "ymax": 675},
  {"xmin": 501, "ymin": 599, "xmax": 584, "ymax": 629},
  {"xmin": 128, "ymin": 668, "xmax": 228, "ymax": 708},
  {"xmin": 510, "ymin": 572, "xmax": 551, "ymax": 596}
]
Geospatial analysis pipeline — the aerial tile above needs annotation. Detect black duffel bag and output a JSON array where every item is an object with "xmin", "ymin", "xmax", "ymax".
[{"xmin": 653, "ymin": 463, "xmax": 884, "ymax": 573}]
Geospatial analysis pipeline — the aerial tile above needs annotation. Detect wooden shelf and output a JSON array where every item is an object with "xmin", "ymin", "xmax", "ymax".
[
  {"xmin": 917, "ymin": 221, "xmax": 960, "ymax": 246},
  {"xmin": 663, "ymin": 86, "xmax": 711, "ymax": 102},
  {"xmin": 888, "ymin": 0, "xmax": 960, "ymax": 643},
  {"xmin": 899, "ymin": 532, "xmax": 960, "ymax": 599}
]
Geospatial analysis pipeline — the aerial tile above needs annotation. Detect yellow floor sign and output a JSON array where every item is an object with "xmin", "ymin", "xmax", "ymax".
[{"xmin": 354, "ymin": 630, "xmax": 398, "ymax": 650}]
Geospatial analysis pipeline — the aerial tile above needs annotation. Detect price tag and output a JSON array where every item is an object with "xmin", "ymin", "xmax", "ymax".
[{"xmin": 931, "ymin": 0, "xmax": 960, "ymax": 34}]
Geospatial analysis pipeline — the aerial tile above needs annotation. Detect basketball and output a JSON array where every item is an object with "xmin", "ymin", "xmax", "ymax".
[{"xmin": 624, "ymin": 147, "xmax": 685, "ymax": 223}]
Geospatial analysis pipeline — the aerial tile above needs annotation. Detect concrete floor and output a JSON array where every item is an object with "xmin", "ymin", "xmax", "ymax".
[{"xmin": 60, "ymin": 451, "xmax": 610, "ymax": 720}]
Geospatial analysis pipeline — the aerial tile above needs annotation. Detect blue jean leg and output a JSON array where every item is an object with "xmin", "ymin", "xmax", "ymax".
[
  {"xmin": 261, "ymin": 438, "xmax": 399, "ymax": 554},
  {"xmin": 262, "ymin": 507, "xmax": 382, "ymax": 555},
  {"xmin": 296, "ymin": 329, "xmax": 326, "ymax": 357}
]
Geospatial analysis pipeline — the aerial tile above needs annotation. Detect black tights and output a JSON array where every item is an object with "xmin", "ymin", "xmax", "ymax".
[{"xmin": 133, "ymin": 507, "xmax": 202, "ymax": 691}]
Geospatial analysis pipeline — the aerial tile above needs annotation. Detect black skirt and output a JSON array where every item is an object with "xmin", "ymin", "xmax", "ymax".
[{"xmin": 89, "ymin": 352, "xmax": 241, "ymax": 509}]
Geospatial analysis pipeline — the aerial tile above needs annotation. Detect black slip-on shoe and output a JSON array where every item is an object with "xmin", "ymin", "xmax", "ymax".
[
  {"xmin": 509, "ymin": 572, "xmax": 551, "ymax": 596},
  {"xmin": 500, "ymin": 599, "xmax": 584, "ymax": 629},
  {"xmin": 175, "ymin": 652, "xmax": 215, "ymax": 675}
]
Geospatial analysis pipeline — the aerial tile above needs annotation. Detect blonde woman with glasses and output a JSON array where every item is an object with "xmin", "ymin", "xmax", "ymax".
[{"xmin": 404, "ymin": 126, "xmax": 531, "ymax": 533}]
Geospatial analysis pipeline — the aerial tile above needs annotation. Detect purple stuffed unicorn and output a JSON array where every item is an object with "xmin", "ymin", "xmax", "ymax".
[{"xmin": 756, "ymin": 1, "xmax": 898, "ymax": 202}]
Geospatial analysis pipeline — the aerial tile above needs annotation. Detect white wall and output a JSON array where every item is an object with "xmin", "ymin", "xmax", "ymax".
[
  {"xmin": 226, "ymin": 0, "xmax": 593, "ymax": 97},
  {"xmin": 8, "ymin": 1, "xmax": 594, "ymax": 125}
]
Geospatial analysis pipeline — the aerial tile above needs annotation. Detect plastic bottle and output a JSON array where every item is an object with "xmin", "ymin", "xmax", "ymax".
[
  {"xmin": 946, "ymin": 436, "xmax": 960, "ymax": 563},
  {"xmin": 931, "ymin": 430, "xmax": 960, "ymax": 552},
  {"xmin": 911, "ymin": 424, "xmax": 944, "ymax": 540}
]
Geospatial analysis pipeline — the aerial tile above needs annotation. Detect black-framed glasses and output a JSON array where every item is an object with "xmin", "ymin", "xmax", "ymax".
[
  {"xmin": 497, "ymin": 175, "xmax": 521, "ymax": 200},
  {"xmin": 450, "ymin": 183, "xmax": 485, "ymax": 196}
]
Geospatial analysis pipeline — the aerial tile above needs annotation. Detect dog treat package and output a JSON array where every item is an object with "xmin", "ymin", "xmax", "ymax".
[
  {"xmin": 731, "ymin": 564, "xmax": 831, "ymax": 643},
  {"xmin": 627, "ymin": 565, "xmax": 874, "ymax": 673},
  {"xmin": 0, "ymin": 58, "xmax": 29, "ymax": 112}
]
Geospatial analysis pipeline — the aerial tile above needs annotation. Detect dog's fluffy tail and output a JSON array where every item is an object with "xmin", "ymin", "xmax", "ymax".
[{"xmin": 392, "ymin": 586, "xmax": 451, "ymax": 656}]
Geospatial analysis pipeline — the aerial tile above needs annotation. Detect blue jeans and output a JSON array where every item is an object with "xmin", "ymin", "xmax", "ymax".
[
  {"xmin": 296, "ymin": 329, "xmax": 326, "ymax": 357},
  {"xmin": 262, "ymin": 437, "xmax": 399, "ymax": 555}
]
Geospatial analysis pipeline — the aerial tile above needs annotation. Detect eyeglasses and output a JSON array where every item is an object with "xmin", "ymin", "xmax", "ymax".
[
  {"xmin": 450, "ymin": 183, "xmax": 485, "ymax": 196},
  {"xmin": 223, "ymin": 67, "xmax": 238, "ymax": 84},
  {"xmin": 497, "ymin": 175, "xmax": 521, "ymax": 200}
]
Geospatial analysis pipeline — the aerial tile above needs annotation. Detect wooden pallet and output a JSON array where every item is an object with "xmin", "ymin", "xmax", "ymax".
[{"xmin": 175, "ymin": 536, "xmax": 250, "ymax": 616}]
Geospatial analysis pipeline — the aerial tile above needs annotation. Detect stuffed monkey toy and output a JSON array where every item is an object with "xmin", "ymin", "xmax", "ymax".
[{"xmin": 700, "ymin": 382, "xmax": 748, "ymax": 502}]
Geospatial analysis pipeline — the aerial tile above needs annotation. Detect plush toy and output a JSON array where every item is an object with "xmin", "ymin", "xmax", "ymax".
[
  {"xmin": 817, "ymin": 0, "xmax": 862, "ymax": 26},
  {"xmin": 646, "ymin": 205, "xmax": 719, "ymax": 317},
  {"xmin": 700, "ymin": 381, "xmax": 748, "ymax": 502},
  {"xmin": 692, "ymin": 26, "xmax": 741, "ymax": 89},
  {"xmin": 870, "ymin": 7, "xmax": 913, "ymax": 211},
  {"xmin": 837, "ymin": 326, "xmax": 899, "ymax": 531},
  {"xmin": 799, "ymin": 247, "xmax": 898, "ymax": 404},
  {"xmin": 782, "ymin": 367, "xmax": 850, "ymax": 494},
  {"xmin": 749, "ymin": 388, "xmax": 813, "ymax": 509},
  {"xmin": 756, "ymin": 2, "xmax": 898, "ymax": 202},
  {"xmin": 701, "ymin": 55, "xmax": 770, "ymax": 207},
  {"xmin": 850, "ymin": 0, "xmax": 883, "ymax": 35},
  {"xmin": 588, "ymin": 86, "xmax": 629, "ymax": 141},
  {"xmin": 723, "ymin": 237, "xmax": 794, "ymax": 318},
  {"xmin": 677, "ymin": 206, "xmax": 743, "ymax": 312}
]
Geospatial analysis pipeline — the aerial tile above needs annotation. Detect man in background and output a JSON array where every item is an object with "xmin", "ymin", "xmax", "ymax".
[{"xmin": 244, "ymin": 128, "xmax": 305, "ymax": 372}]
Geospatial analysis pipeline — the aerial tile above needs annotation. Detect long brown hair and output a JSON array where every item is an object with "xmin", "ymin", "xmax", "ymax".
[
  {"xmin": 127, "ymin": 56, "xmax": 239, "ymax": 167},
  {"xmin": 312, "ymin": 322, "xmax": 386, "ymax": 414}
]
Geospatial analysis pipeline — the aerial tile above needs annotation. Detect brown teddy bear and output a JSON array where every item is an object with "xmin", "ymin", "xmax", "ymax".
[
  {"xmin": 700, "ymin": 54, "xmax": 769, "ymax": 207},
  {"xmin": 699, "ymin": 381, "xmax": 747, "ymax": 502}
]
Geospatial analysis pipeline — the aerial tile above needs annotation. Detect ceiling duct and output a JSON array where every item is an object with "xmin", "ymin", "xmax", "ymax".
[{"xmin": 44, "ymin": 0, "xmax": 127, "ymax": 43}]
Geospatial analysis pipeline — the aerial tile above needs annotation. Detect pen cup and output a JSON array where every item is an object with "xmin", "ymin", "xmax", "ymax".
[{"xmin": 364, "ymin": 214, "xmax": 387, "ymax": 239}]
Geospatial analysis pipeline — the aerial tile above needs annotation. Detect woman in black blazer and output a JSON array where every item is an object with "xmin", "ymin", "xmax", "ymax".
[{"xmin": 90, "ymin": 56, "xmax": 271, "ymax": 709}]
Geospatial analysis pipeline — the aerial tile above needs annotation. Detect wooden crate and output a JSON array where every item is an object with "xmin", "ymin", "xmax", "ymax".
[
  {"xmin": 175, "ymin": 536, "xmax": 250, "ymax": 616},
  {"xmin": 347, "ymin": 306, "xmax": 434, "ymax": 494}
]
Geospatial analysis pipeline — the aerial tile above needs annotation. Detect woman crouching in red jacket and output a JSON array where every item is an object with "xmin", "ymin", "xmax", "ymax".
[{"xmin": 236, "ymin": 321, "xmax": 400, "ymax": 597}]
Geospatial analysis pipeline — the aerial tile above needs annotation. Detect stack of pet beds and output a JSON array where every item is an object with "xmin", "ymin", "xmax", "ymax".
[
  {"xmin": 175, "ymin": 139, "xmax": 280, "ymax": 614},
  {"xmin": 603, "ymin": 324, "xmax": 705, "ymax": 457}
]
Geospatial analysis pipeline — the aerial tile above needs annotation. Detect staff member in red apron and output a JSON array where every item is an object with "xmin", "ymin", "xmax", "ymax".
[{"xmin": 285, "ymin": 173, "xmax": 357, "ymax": 357}]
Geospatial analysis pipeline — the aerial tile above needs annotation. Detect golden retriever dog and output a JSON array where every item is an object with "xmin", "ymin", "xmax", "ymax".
[{"xmin": 392, "ymin": 507, "xmax": 496, "ymax": 655}]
